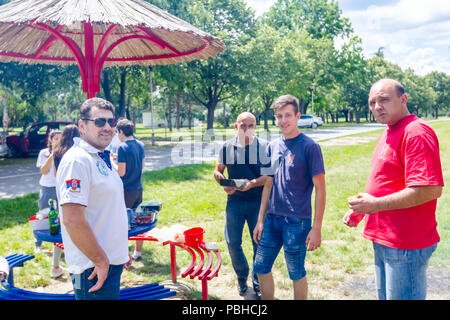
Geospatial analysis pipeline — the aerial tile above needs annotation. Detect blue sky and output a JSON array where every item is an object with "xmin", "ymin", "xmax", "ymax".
[{"xmin": 245, "ymin": 0, "xmax": 450, "ymax": 75}]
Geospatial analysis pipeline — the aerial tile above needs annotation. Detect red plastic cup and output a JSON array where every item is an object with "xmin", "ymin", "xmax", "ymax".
[{"xmin": 183, "ymin": 227, "xmax": 205, "ymax": 246}]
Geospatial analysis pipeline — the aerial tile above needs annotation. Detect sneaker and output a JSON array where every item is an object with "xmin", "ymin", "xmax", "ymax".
[
  {"xmin": 132, "ymin": 252, "xmax": 142, "ymax": 261},
  {"xmin": 254, "ymin": 284, "xmax": 262, "ymax": 300},
  {"xmin": 238, "ymin": 278, "xmax": 248, "ymax": 296},
  {"xmin": 51, "ymin": 266, "xmax": 66, "ymax": 278}
]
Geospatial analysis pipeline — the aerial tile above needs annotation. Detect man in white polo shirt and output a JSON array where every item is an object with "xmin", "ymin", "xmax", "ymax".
[{"xmin": 56, "ymin": 97, "xmax": 131, "ymax": 300}]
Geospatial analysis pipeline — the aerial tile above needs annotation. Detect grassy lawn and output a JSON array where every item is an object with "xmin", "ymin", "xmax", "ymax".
[
  {"xmin": 0, "ymin": 120, "xmax": 448, "ymax": 299},
  {"xmin": 134, "ymin": 119, "xmax": 379, "ymax": 143}
]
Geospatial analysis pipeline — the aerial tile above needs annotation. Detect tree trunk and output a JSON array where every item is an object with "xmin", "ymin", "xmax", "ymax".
[
  {"xmin": 299, "ymin": 97, "xmax": 307, "ymax": 114},
  {"xmin": 355, "ymin": 107, "xmax": 361, "ymax": 123},
  {"xmin": 131, "ymin": 107, "xmax": 136, "ymax": 131},
  {"xmin": 223, "ymin": 103, "xmax": 228, "ymax": 128},
  {"xmin": 264, "ymin": 106, "xmax": 269, "ymax": 131},
  {"xmin": 176, "ymin": 93, "xmax": 181, "ymax": 131},
  {"xmin": 167, "ymin": 96, "xmax": 173, "ymax": 132},
  {"xmin": 206, "ymin": 99, "xmax": 218, "ymax": 130},
  {"xmin": 125, "ymin": 93, "xmax": 131, "ymax": 120},
  {"xmin": 206, "ymin": 100, "xmax": 218, "ymax": 130},
  {"xmin": 187, "ymin": 103, "xmax": 192, "ymax": 129},
  {"xmin": 1, "ymin": 94, "xmax": 8, "ymax": 135},
  {"xmin": 102, "ymin": 69, "xmax": 112, "ymax": 103},
  {"xmin": 118, "ymin": 68, "xmax": 127, "ymax": 118}
]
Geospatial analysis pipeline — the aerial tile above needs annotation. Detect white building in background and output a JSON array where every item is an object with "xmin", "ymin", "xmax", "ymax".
[{"xmin": 142, "ymin": 109, "xmax": 200, "ymax": 128}]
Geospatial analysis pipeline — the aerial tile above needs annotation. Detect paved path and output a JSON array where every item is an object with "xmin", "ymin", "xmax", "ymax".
[{"xmin": 0, "ymin": 123, "xmax": 388, "ymax": 199}]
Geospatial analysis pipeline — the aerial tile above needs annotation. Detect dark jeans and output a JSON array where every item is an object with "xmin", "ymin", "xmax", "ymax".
[
  {"xmin": 225, "ymin": 197, "xmax": 260, "ymax": 287},
  {"xmin": 124, "ymin": 189, "xmax": 143, "ymax": 210},
  {"xmin": 70, "ymin": 264, "xmax": 124, "ymax": 300}
]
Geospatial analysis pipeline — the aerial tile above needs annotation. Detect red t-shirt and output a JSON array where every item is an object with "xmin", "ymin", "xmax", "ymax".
[{"xmin": 363, "ymin": 115, "xmax": 444, "ymax": 249}]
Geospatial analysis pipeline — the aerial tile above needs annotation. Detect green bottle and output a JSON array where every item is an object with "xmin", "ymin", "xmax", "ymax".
[{"xmin": 48, "ymin": 199, "xmax": 60, "ymax": 236}]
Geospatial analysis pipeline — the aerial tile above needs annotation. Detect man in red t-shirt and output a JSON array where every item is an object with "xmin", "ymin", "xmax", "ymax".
[{"xmin": 343, "ymin": 78, "xmax": 444, "ymax": 300}]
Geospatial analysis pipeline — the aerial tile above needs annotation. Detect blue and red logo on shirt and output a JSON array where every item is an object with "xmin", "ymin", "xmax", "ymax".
[{"xmin": 65, "ymin": 179, "xmax": 80, "ymax": 192}]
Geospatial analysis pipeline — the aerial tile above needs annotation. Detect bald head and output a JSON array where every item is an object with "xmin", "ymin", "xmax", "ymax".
[
  {"xmin": 370, "ymin": 79, "xmax": 405, "ymax": 97},
  {"xmin": 236, "ymin": 112, "xmax": 256, "ymax": 124},
  {"xmin": 368, "ymin": 78, "xmax": 409, "ymax": 126},
  {"xmin": 235, "ymin": 112, "xmax": 256, "ymax": 146}
]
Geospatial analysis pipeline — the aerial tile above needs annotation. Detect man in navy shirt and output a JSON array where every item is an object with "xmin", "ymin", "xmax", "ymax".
[
  {"xmin": 113, "ymin": 119, "xmax": 146, "ymax": 261},
  {"xmin": 214, "ymin": 112, "xmax": 269, "ymax": 299},
  {"xmin": 253, "ymin": 95, "xmax": 326, "ymax": 300}
]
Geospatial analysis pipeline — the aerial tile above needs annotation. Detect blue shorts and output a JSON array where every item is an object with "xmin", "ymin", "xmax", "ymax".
[{"xmin": 254, "ymin": 214, "xmax": 311, "ymax": 281}]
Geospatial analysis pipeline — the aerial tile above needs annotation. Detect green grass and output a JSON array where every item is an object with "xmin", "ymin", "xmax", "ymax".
[
  {"xmin": 133, "ymin": 120, "xmax": 378, "ymax": 143},
  {"xmin": 0, "ymin": 120, "xmax": 448, "ymax": 299}
]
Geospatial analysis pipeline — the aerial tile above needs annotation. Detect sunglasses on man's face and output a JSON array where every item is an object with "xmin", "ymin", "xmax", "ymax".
[{"xmin": 82, "ymin": 117, "xmax": 117, "ymax": 128}]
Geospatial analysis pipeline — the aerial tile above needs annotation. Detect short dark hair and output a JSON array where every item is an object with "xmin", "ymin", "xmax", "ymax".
[
  {"xmin": 116, "ymin": 119, "xmax": 134, "ymax": 137},
  {"xmin": 394, "ymin": 82, "xmax": 405, "ymax": 97},
  {"xmin": 272, "ymin": 94, "xmax": 299, "ymax": 114},
  {"xmin": 80, "ymin": 97, "xmax": 115, "ymax": 120},
  {"xmin": 372, "ymin": 78, "xmax": 405, "ymax": 97}
]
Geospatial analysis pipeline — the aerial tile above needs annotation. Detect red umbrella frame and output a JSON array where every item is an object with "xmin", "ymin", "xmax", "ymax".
[{"xmin": 0, "ymin": 0, "xmax": 225, "ymax": 98}]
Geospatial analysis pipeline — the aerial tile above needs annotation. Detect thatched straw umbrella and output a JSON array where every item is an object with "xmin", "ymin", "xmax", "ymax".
[{"xmin": 0, "ymin": 0, "xmax": 225, "ymax": 98}]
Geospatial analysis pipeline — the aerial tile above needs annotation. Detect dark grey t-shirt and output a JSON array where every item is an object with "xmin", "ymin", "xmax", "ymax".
[{"xmin": 217, "ymin": 136, "xmax": 269, "ymax": 201}]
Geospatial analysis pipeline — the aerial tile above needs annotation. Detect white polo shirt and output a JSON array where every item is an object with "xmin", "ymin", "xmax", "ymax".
[
  {"xmin": 36, "ymin": 148, "xmax": 56, "ymax": 187},
  {"xmin": 56, "ymin": 137, "xmax": 129, "ymax": 274}
]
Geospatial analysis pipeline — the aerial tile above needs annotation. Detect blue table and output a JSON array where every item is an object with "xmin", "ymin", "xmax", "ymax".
[{"xmin": 33, "ymin": 219, "xmax": 158, "ymax": 244}]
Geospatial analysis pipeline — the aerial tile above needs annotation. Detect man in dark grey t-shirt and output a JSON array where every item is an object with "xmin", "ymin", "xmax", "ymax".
[{"xmin": 213, "ymin": 112, "xmax": 268, "ymax": 299}]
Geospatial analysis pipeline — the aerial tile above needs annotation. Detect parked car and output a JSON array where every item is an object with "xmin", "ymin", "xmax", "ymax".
[
  {"xmin": 6, "ymin": 121, "xmax": 73, "ymax": 157},
  {"xmin": 0, "ymin": 132, "xmax": 8, "ymax": 157},
  {"xmin": 297, "ymin": 114, "xmax": 323, "ymax": 129}
]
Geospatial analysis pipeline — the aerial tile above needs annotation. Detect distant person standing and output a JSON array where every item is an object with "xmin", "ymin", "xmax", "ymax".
[
  {"xmin": 343, "ymin": 79, "xmax": 444, "ymax": 300},
  {"xmin": 35, "ymin": 129, "xmax": 65, "ymax": 278},
  {"xmin": 213, "ymin": 112, "xmax": 268, "ymax": 298},
  {"xmin": 112, "ymin": 119, "xmax": 146, "ymax": 261},
  {"xmin": 36, "ymin": 129, "xmax": 61, "ymax": 214}
]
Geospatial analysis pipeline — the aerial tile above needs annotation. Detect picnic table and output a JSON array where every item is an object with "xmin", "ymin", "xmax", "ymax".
[
  {"xmin": 33, "ymin": 220, "xmax": 158, "ymax": 244},
  {"xmin": 33, "ymin": 221, "xmax": 222, "ymax": 300}
]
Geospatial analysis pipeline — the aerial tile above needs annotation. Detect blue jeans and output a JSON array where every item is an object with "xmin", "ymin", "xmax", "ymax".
[
  {"xmin": 70, "ymin": 264, "xmax": 124, "ymax": 300},
  {"xmin": 254, "ymin": 214, "xmax": 311, "ymax": 281},
  {"xmin": 373, "ymin": 242, "xmax": 438, "ymax": 300},
  {"xmin": 225, "ymin": 198, "xmax": 260, "ymax": 287}
]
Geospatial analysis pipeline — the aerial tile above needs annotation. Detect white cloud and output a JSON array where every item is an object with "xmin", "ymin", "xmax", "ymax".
[
  {"xmin": 339, "ymin": 0, "xmax": 450, "ymax": 75},
  {"xmin": 244, "ymin": 0, "xmax": 450, "ymax": 75},
  {"xmin": 245, "ymin": 0, "xmax": 274, "ymax": 17}
]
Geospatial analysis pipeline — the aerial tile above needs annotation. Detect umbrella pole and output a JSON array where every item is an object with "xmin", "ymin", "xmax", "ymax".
[
  {"xmin": 84, "ymin": 22, "xmax": 99, "ymax": 99},
  {"xmin": 149, "ymin": 66, "xmax": 155, "ymax": 146}
]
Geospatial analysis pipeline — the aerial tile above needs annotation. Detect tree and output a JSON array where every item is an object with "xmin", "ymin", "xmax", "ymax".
[
  {"xmin": 182, "ymin": 0, "xmax": 257, "ymax": 129},
  {"xmin": 401, "ymin": 69, "xmax": 436, "ymax": 118},
  {"xmin": 240, "ymin": 23, "xmax": 283, "ymax": 130},
  {"xmin": 0, "ymin": 62, "xmax": 79, "ymax": 127},
  {"xmin": 263, "ymin": 0, "xmax": 348, "ymax": 116},
  {"xmin": 374, "ymin": 47, "xmax": 385, "ymax": 58},
  {"xmin": 263, "ymin": 0, "xmax": 352, "ymax": 39},
  {"xmin": 425, "ymin": 71, "xmax": 450, "ymax": 118},
  {"xmin": 335, "ymin": 37, "xmax": 371, "ymax": 123}
]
